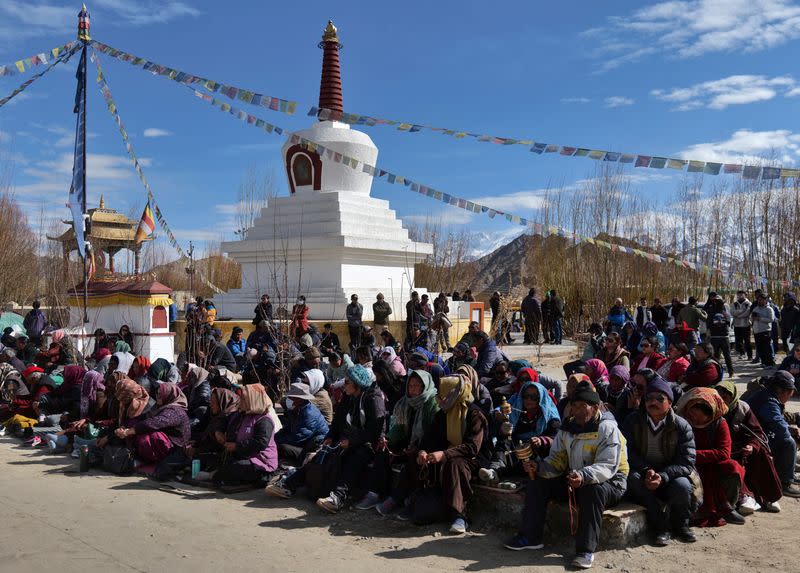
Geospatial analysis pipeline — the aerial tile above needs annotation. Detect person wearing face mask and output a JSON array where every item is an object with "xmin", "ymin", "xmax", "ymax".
[
  {"xmin": 290, "ymin": 296, "xmax": 310, "ymax": 339},
  {"xmin": 504, "ymin": 381, "xmax": 628, "ymax": 570},
  {"xmin": 623, "ymin": 377, "xmax": 697, "ymax": 546},
  {"xmin": 266, "ymin": 365, "xmax": 386, "ymax": 513},
  {"xmin": 274, "ymin": 382, "xmax": 329, "ymax": 464}
]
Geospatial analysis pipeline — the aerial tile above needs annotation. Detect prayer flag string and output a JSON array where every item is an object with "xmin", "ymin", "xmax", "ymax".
[
  {"xmin": 180, "ymin": 84, "xmax": 794, "ymax": 289},
  {"xmin": 0, "ymin": 45, "xmax": 79, "ymax": 108},
  {"xmin": 0, "ymin": 41, "xmax": 76, "ymax": 78},
  {"xmin": 90, "ymin": 50, "xmax": 222, "ymax": 294},
  {"xmin": 90, "ymin": 40, "xmax": 297, "ymax": 116}
]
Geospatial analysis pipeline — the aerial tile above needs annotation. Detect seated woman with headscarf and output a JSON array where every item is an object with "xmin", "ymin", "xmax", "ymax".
[
  {"xmin": 115, "ymin": 381, "xmax": 190, "ymax": 478},
  {"xmin": 675, "ymin": 387, "xmax": 746, "ymax": 527},
  {"xmin": 480, "ymin": 378, "xmax": 560, "ymax": 483},
  {"xmin": 37, "ymin": 365, "xmax": 85, "ymax": 419},
  {"xmin": 379, "ymin": 346, "xmax": 407, "ymax": 377},
  {"xmin": 372, "ymin": 359, "xmax": 404, "ymax": 415},
  {"xmin": 582, "ymin": 359, "xmax": 610, "ymax": 401},
  {"xmin": 655, "ymin": 342, "xmax": 690, "ymax": 383},
  {"xmin": 605, "ymin": 365, "xmax": 630, "ymax": 415},
  {"xmin": 715, "ymin": 380, "xmax": 782, "ymax": 514},
  {"xmin": 180, "ymin": 364, "xmax": 211, "ymax": 435},
  {"xmin": 118, "ymin": 325, "xmax": 134, "ymax": 352},
  {"xmin": 212, "ymin": 384, "xmax": 278, "ymax": 489},
  {"xmin": 353, "ymin": 370, "xmax": 440, "ymax": 513},
  {"xmin": 274, "ymin": 382, "xmax": 329, "ymax": 465},
  {"xmin": 621, "ymin": 321, "xmax": 641, "ymax": 358},
  {"xmin": 0, "ymin": 367, "xmax": 36, "ymax": 434},
  {"xmin": 149, "ymin": 358, "xmax": 181, "ymax": 385},
  {"xmin": 267, "ymin": 365, "xmax": 386, "ymax": 514},
  {"xmin": 43, "ymin": 371, "xmax": 108, "ymax": 454},
  {"xmin": 409, "ymin": 374, "xmax": 489, "ymax": 534},
  {"xmin": 299, "ymin": 368, "xmax": 333, "ymax": 425},
  {"xmin": 48, "ymin": 330, "xmax": 78, "ymax": 366},
  {"xmin": 128, "ymin": 356, "xmax": 154, "ymax": 395}
]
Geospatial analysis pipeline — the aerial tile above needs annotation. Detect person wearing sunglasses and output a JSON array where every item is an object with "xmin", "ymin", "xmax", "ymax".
[
  {"xmin": 622, "ymin": 376, "xmax": 697, "ymax": 546},
  {"xmin": 631, "ymin": 336, "xmax": 666, "ymax": 375}
]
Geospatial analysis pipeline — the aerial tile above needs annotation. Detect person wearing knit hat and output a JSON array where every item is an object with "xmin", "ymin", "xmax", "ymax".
[
  {"xmin": 745, "ymin": 370, "xmax": 800, "ymax": 498},
  {"xmin": 621, "ymin": 373, "xmax": 697, "ymax": 546},
  {"xmin": 505, "ymin": 370, "xmax": 628, "ymax": 569},
  {"xmin": 268, "ymin": 361, "xmax": 387, "ymax": 510},
  {"xmin": 345, "ymin": 364, "xmax": 373, "ymax": 390}
]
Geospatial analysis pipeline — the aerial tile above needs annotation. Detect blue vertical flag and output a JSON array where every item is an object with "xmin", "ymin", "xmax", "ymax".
[{"xmin": 68, "ymin": 47, "xmax": 87, "ymax": 258}]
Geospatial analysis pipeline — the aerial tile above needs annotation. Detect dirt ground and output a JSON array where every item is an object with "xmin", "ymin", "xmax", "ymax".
[{"xmin": 0, "ymin": 341, "xmax": 798, "ymax": 573}]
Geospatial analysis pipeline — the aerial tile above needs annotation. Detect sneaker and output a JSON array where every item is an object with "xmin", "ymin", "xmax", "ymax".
[
  {"xmin": 478, "ymin": 468, "xmax": 498, "ymax": 484},
  {"xmin": 316, "ymin": 492, "xmax": 344, "ymax": 514},
  {"xmin": 264, "ymin": 481, "xmax": 293, "ymax": 499},
  {"xmin": 449, "ymin": 517, "xmax": 467, "ymax": 534},
  {"xmin": 724, "ymin": 510, "xmax": 746, "ymax": 525},
  {"xmin": 675, "ymin": 527, "xmax": 697, "ymax": 543},
  {"xmin": 376, "ymin": 497, "xmax": 398, "ymax": 516},
  {"xmin": 396, "ymin": 505, "xmax": 413, "ymax": 521},
  {"xmin": 355, "ymin": 491, "xmax": 380, "ymax": 511},
  {"xmin": 572, "ymin": 552, "xmax": 595, "ymax": 569},
  {"xmin": 503, "ymin": 533, "xmax": 544, "ymax": 551},
  {"xmin": 782, "ymin": 483, "xmax": 800, "ymax": 498},
  {"xmin": 0, "ymin": 425, "xmax": 6, "ymax": 437},
  {"xmin": 30, "ymin": 436, "xmax": 42, "ymax": 447},
  {"xmin": 738, "ymin": 496, "xmax": 760, "ymax": 515},
  {"xmin": 761, "ymin": 501, "xmax": 781, "ymax": 513},
  {"xmin": 653, "ymin": 532, "xmax": 671, "ymax": 547}
]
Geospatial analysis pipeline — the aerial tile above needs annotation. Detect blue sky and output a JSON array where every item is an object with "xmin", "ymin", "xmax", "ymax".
[{"xmin": 2, "ymin": 0, "xmax": 800, "ymax": 261}]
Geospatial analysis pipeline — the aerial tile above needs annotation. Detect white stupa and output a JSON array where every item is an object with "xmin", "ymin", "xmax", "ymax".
[{"xmin": 216, "ymin": 21, "xmax": 433, "ymax": 321}]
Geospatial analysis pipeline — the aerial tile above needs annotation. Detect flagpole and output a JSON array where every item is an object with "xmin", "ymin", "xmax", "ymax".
[{"xmin": 79, "ymin": 5, "xmax": 90, "ymax": 324}]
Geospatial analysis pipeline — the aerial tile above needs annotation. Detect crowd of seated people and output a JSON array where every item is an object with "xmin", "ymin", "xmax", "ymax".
[{"xmin": 2, "ymin": 291, "xmax": 800, "ymax": 571}]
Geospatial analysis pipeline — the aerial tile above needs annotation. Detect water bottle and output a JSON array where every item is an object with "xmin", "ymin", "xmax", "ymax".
[
  {"xmin": 79, "ymin": 445, "xmax": 90, "ymax": 473},
  {"xmin": 191, "ymin": 459, "xmax": 201, "ymax": 479}
]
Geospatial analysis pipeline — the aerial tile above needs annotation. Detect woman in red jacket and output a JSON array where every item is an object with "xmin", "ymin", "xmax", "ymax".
[
  {"xmin": 676, "ymin": 387, "xmax": 745, "ymax": 527},
  {"xmin": 656, "ymin": 342, "xmax": 690, "ymax": 383},
  {"xmin": 630, "ymin": 336, "xmax": 666, "ymax": 375}
]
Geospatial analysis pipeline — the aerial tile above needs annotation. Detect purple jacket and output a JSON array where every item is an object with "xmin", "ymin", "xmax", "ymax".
[
  {"xmin": 228, "ymin": 413, "xmax": 278, "ymax": 473},
  {"xmin": 133, "ymin": 406, "xmax": 191, "ymax": 448}
]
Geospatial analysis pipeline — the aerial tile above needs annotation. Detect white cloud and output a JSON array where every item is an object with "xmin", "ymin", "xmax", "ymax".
[
  {"xmin": 605, "ymin": 96, "xmax": 635, "ymax": 108},
  {"xmin": 471, "ymin": 190, "xmax": 549, "ymax": 212},
  {"xmin": 677, "ymin": 129, "xmax": 800, "ymax": 164},
  {"xmin": 652, "ymin": 74, "xmax": 797, "ymax": 110},
  {"xmin": 561, "ymin": 97, "xmax": 592, "ymax": 104},
  {"xmin": 143, "ymin": 128, "xmax": 172, "ymax": 138},
  {"xmin": 585, "ymin": 1, "xmax": 800, "ymax": 71},
  {"xmin": 92, "ymin": 0, "xmax": 200, "ymax": 25}
]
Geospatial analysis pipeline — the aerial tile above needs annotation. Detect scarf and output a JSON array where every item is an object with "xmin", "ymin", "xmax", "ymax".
[
  {"xmin": 302, "ymin": 368, "xmax": 325, "ymax": 395},
  {"xmin": 131, "ymin": 356, "xmax": 151, "ymax": 378},
  {"xmin": 585, "ymin": 359, "xmax": 609, "ymax": 385},
  {"xmin": 51, "ymin": 330, "xmax": 65, "ymax": 342},
  {"xmin": 79, "ymin": 370, "xmax": 105, "ymax": 418},
  {"xmin": 393, "ymin": 369, "xmax": 438, "ymax": 447},
  {"xmin": 185, "ymin": 364, "xmax": 209, "ymax": 389},
  {"xmin": 211, "ymin": 387, "xmax": 240, "ymax": 415},
  {"xmin": 62, "ymin": 365, "xmax": 87, "ymax": 391},
  {"xmin": 115, "ymin": 340, "xmax": 132, "ymax": 353},
  {"xmin": 608, "ymin": 365, "xmax": 631, "ymax": 398},
  {"xmin": 675, "ymin": 386, "xmax": 728, "ymax": 428},
  {"xmin": 149, "ymin": 358, "xmax": 172, "ymax": 382},
  {"xmin": 113, "ymin": 352, "xmax": 135, "ymax": 376},
  {"xmin": 508, "ymin": 359, "xmax": 533, "ymax": 376},
  {"xmin": 438, "ymin": 375, "xmax": 472, "ymax": 447},
  {"xmin": 456, "ymin": 364, "xmax": 480, "ymax": 398},
  {"xmin": 715, "ymin": 379, "xmax": 739, "ymax": 410},
  {"xmin": 156, "ymin": 383, "xmax": 188, "ymax": 412},
  {"xmin": 116, "ymin": 378, "xmax": 150, "ymax": 423},
  {"xmin": 521, "ymin": 381, "xmax": 561, "ymax": 436},
  {"xmin": 239, "ymin": 383, "xmax": 273, "ymax": 415}
]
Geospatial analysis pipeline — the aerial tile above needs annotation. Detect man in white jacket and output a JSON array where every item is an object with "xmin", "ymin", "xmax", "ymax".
[
  {"xmin": 504, "ymin": 380, "xmax": 628, "ymax": 569},
  {"xmin": 751, "ymin": 294, "xmax": 776, "ymax": 367},
  {"xmin": 731, "ymin": 291, "xmax": 752, "ymax": 360}
]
